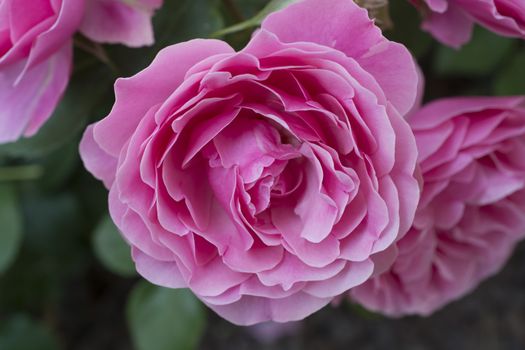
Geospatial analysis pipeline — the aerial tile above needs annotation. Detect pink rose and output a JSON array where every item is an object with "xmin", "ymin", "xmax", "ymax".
[
  {"xmin": 80, "ymin": 0, "xmax": 420, "ymax": 325},
  {"xmin": 412, "ymin": 0, "xmax": 525, "ymax": 47},
  {"xmin": 0, "ymin": 0, "xmax": 84, "ymax": 142},
  {"xmin": 0, "ymin": 0, "xmax": 162, "ymax": 143},
  {"xmin": 80, "ymin": 0, "xmax": 162, "ymax": 47},
  {"xmin": 352, "ymin": 96, "xmax": 525, "ymax": 316}
]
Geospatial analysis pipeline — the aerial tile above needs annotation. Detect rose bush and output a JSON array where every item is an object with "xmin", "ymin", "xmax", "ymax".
[
  {"xmin": 80, "ymin": 0, "xmax": 421, "ymax": 325},
  {"xmin": 352, "ymin": 96, "xmax": 525, "ymax": 316},
  {"xmin": 411, "ymin": 0, "xmax": 525, "ymax": 47},
  {"xmin": 0, "ymin": 0, "xmax": 161, "ymax": 143}
]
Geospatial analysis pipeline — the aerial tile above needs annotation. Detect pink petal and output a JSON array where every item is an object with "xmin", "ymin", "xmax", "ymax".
[
  {"xmin": 132, "ymin": 247, "xmax": 187, "ymax": 288},
  {"xmin": 455, "ymin": 0, "xmax": 525, "ymax": 39},
  {"xmin": 22, "ymin": 0, "xmax": 85, "ymax": 72},
  {"xmin": 421, "ymin": 2, "xmax": 474, "ymax": 48},
  {"xmin": 261, "ymin": 0, "xmax": 419, "ymax": 115},
  {"xmin": 205, "ymin": 292, "xmax": 331, "ymax": 326},
  {"xmin": 257, "ymin": 253, "xmax": 346, "ymax": 290},
  {"xmin": 303, "ymin": 260, "xmax": 373, "ymax": 298},
  {"xmin": 0, "ymin": 43, "xmax": 71, "ymax": 142},
  {"xmin": 93, "ymin": 39, "xmax": 234, "ymax": 157},
  {"xmin": 412, "ymin": 97, "xmax": 525, "ymax": 129},
  {"xmin": 79, "ymin": 124, "xmax": 117, "ymax": 188},
  {"xmin": 80, "ymin": 0, "xmax": 161, "ymax": 47}
]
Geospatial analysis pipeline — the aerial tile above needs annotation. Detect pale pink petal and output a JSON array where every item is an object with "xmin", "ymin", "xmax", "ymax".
[
  {"xmin": 455, "ymin": 0, "xmax": 525, "ymax": 38},
  {"xmin": 421, "ymin": 3, "xmax": 474, "ymax": 48},
  {"xmin": 205, "ymin": 292, "xmax": 332, "ymax": 326},
  {"xmin": 80, "ymin": 0, "xmax": 161, "ymax": 47},
  {"xmin": 262, "ymin": 0, "xmax": 419, "ymax": 115},
  {"xmin": 93, "ymin": 39, "xmax": 234, "ymax": 157},
  {"xmin": 22, "ymin": 0, "xmax": 85, "ymax": 71},
  {"xmin": 303, "ymin": 260, "xmax": 374, "ymax": 298},
  {"xmin": 132, "ymin": 247, "xmax": 187, "ymax": 288},
  {"xmin": 79, "ymin": 124, "xmax": 118, "ymax": 188},
  {"xmin": 0, "ymin": 43, "xmax": 71, "ymax": 142}
]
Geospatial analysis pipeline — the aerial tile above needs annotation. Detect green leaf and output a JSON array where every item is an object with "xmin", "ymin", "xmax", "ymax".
[
  {"xmin": 20, "ymin": 191, "xmax": 87, "ymax": 256},
  {"xmin": 434, "ymin": 27, "xmax": 515, "ymax": 77},
  {"xmin": 494, "ymin": 50, "xmax": 525, "ymax": 95},
  {"xmin": 73, "ymin": 168, "xmax": 110, "ymax": 221},
  {"xmin": 108, "ymin": 0, "xmax": 224, "ymax": 77},
  {"xmin": 0, "ymin": 190, "xmax": 90, "ymax": 312},
  {"xmin": 156, "ymin": 0, "xmax": 224, "ymax": 45},
  {"xmin": 212, "ymin": 0, "xmax": 298, "ymax": 37},
  {"xmin": 0, "ymin": 184, "xmax": 22, "ymax": 274},
  {"xmin": 386, "ymin": 0, "xmax": 433, "ymax": 59},
  {"xmin": 0, "ymin": 62, "xmax": 113, "ymax": 158},
  {"xmin": 231, "ymin": 0, "xmax": 269, "ymax": 19},
  {"xmin": 127, "ymin": 281, "xmax": 206, "ymax": 350},
  {"xmin": 93, "ymin": 215, "xmax": 135, "ymax": 277},
  {"xmin": 29, "ymin": 138, "xmax": 80, "ymax": 191},
  {"xmin": 0, "ymin": 315, "xmax": 60, "ymax": 350}
]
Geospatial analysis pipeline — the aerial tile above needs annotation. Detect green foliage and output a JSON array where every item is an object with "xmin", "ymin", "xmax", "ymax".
[
  {"xmin": 386, "ymin": 0, "xmax": 433, "ymax": 59},
  {"xmin": 0, "ymin": 190, "xmax": 91, "ymax": 312},
  {"xmin": 495, "ymin": 49, "xmax": 525, "ymax": 95},
  {"xmin": 0, "ymin": 184, "xmax": 22, "ymax": 274},
  {"xmin": 35, "ymin": 139, "xmax": 80, "ymax": 191},
  {"xmin": 0, "ymin": 315, "xmax": 60, "ymax": 350},
  {"xmin": 156, "ymin": 0, "xmax": 224, "ymax": 45},
  {"xmin": 127, "ymin": 281, "xmax": 206, "ymax": 350},
  {"xmin": 434, "ymin": 27, "xmax": 515, "ymax": 77},
  {"xmin": 231, "ymin": 0, "xmax": 269, "ymax": 19},
  {"xmin": 93, "ymin": 215, "xmax": 136, "ymax": 277}
]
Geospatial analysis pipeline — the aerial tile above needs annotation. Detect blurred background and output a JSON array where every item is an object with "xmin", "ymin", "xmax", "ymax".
[{"xmin": 0, "ymin": 1, "xmax": 524, "ymax": 349}]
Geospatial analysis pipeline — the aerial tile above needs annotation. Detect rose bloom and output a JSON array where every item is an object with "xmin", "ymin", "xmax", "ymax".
[
  {"xmin": 352, "ymin": 97, "xmax": 525, "ymax": 316},
  {"xmin": 411, "ymin": 0, "xmax": 525, "ymax": 47},
  {"xmin": 80, "ymin": 0, "xmax": 162, "ymax": 47},
  {"xmin": 0, "ymin": 0, "xmax": 161, "ymax": 143},
  {"xmin": 80, "ymin": 0, "xmax": 420, "ymax": 325}
]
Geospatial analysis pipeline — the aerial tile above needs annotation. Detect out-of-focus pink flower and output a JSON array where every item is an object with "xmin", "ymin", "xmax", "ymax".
[
  {"xmin": 80, "ymin": 0, "xmax": 421, "ymax": 325},
  {"xmin": 411, "ymin": 0, "xmax": 525, "ymax": 47},
  {"xmin": 80, "ymin": 0, "xmax": 162, "ymax": 47},
  {"xmin": 0, "ymin": 0, "xmax": 84, "ymax": 142},
  {"xmin": 0, "ymin": 0, "xmax": 162, "ymax": 143},
  {"xmin": 352, "ymin": 96, "xmax": 525, "ymax": 316}
]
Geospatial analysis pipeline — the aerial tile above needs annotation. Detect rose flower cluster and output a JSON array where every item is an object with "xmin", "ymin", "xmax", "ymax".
[{"xmin": 2, "ymin": 0, "xmax": 525, "ymax": 326}]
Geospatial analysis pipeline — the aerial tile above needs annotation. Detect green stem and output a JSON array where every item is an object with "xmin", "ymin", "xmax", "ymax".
[
  {"xmin": 211, "ymin": 20, "xmax": 257, "ymax": 38},
  {"xmin": 74, "ymin": 37, "xmax": 119, "ymax": 74},
  {"xmin": 211, "ymin": 0, "xmax": 296, "ymax": 38}
]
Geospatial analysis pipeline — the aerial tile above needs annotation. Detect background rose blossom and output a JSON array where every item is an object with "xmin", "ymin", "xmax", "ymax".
[
  {"xmin": 351, "ymin": 96, "xmax": 525, "ymax": 316},
  {"xmin": 411, "ymin": 0, "xmax": 525, "ymax": 47},
  {"xmin": 0, "ymin": 0, "xmax": 84, "ymax": 142},
  {"xmin": 0, "ymin": 0, "xmax": 161, "ymax": 144},
  {"xmin": 80, "ymin": 0, "xmax": 162, "ymax": 47},
  {"xmin": 80, "ymin": 0, "xmax": 420, "ymax": 325}
]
